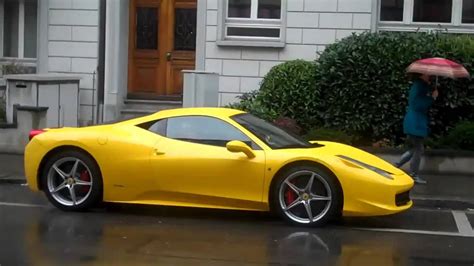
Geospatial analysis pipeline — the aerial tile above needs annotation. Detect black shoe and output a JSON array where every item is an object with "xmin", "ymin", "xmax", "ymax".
[{"xmin": 411, "ymin": 175, "xmax": 427, "ymax": 185}]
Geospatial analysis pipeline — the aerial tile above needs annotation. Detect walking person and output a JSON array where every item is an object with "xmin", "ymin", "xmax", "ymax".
[{"xmin": 395, "ymin": 74, "xmax": 438, "ymax": 184}]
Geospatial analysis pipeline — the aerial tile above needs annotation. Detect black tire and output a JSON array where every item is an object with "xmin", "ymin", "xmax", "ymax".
[
  {"xmin": 41, "ymin": 150, "xmax": 103, "ymax": 211},
  {"xmin": 270, "ymin": 165, "xmax": 343, "ymax": 227}
]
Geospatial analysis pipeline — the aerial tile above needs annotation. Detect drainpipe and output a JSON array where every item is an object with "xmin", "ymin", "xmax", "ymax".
[{"xmin": 97, "ymin": 0, "xmax": 106, "ymax": 124}]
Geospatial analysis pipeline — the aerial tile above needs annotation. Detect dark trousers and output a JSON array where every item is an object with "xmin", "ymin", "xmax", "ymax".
[{"xmin": 396, "ymin": 135, "xmax": 425, "ymax": 176}]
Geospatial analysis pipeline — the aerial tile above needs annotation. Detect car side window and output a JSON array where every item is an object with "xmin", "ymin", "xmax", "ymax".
[
  {"xmin": 139, "ymin": 119, "xmax": 168, "ymax": 136},
  {"xmin": 149, "ymin": 119, "xmax": 167, "ymax": 136},
  {"xmin": 166, "ymin": 116, "xmax": 255, "ymax": 148}
]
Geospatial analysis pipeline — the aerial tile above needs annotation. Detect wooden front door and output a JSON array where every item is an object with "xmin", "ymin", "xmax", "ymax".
[{"xmin": 128, "ymin": 0, "xmax": 197, "ymax": 98}]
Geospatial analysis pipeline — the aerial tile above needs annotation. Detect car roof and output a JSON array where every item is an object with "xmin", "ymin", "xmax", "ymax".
[
  {"xmin": 156, "ymin": 107, "xmax": 245, "ymax": 118},
  {"xmin": 118, "ymin": 107, "xmax": 246, "ymax": 125}
]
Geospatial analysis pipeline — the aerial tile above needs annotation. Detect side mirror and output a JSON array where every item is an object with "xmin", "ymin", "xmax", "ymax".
[{"xmin": 226, "ymin": 140, "xmax": 255, "ymax": 159}]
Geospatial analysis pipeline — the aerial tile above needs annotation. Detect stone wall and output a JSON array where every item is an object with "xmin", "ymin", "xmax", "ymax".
[
  {"xmin": 47, "ymin": 0, "xmax": 99, "ymax": 125},
  {"xmin": 0, "ymin": 106, "xmax": 48, "ymax": 154},
  {"xmin": 203, "ymin": 0, "xmax": 374, "ymax": 106}
]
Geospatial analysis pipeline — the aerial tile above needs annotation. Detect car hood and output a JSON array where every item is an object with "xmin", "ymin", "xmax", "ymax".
[{"xmin": 309, "ymin": 141, "xmax": 406, "ymax": 176}]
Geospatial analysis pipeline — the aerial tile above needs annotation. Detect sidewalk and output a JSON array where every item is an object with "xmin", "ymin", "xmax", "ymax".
[
  {"xmin": 1, "ymin": 153, "xmax": 473, "ymax": 210},
  {"xmin": 411, "ymin": 174, "xmax": 474, "ymax": 210},
  {"xmin": 0, "ymin": 153, "xmax": 25, "ymax": 183}
]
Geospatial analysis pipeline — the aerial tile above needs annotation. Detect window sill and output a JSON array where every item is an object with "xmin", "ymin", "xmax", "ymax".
[
  {"xmin": 0, "ymin": 58, "xmax": 37, "ymax": 67},
  {"xmin": 216, "ymin": 40, "xmax": 285, "ymax": 48},
  {"xmin": 378, "ymin": 23, "xmax": 474, "ymax": 34}
]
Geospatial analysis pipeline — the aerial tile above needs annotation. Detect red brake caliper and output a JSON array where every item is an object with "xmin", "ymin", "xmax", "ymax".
[
  {"xmin": 79, "ymin": 170, "xmax": 91, "ymax": 193},
  {"xmin": 285, "ymin": 183, "xmax": 297, "ymax": 205}
]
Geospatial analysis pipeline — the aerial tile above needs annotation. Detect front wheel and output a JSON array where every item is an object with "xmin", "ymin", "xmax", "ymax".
[
  {"xmin": 272, "ymin": 165, "xmax": 342, "ymax": 227},
  {"xmin": 41, "ymin": 150, "xmax": 103, "ymax": 211}
]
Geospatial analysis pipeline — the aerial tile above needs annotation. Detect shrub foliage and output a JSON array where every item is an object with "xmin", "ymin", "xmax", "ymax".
[
  {"xmin": 317, "ymin": 32, "xmax": 473, "ymax": 144},
  {"xmin": 303, "ymin": 128, "xmax": 353, "ymax": 145},
  {"xmin": 442, "ymin": 121, "xmax": 474, "ymax": 150},
  {"xmin": 233, "ymin": 32, "xmax": 474, "ymax": 145},
  {"xmin": 230, "ymin": 60, "xmax": 320, "ymax": 129}
]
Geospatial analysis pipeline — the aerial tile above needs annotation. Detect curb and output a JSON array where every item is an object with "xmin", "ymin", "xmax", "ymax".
[
  {"xmin": 413, "ymin": 196, "xmax": 474, "ymax": 211},
  {"xmin": 0, "ymin": 175, "xmax": 26, "ymax": 185},
  {"xmin": 0, "ymin": 178, "xmax": 26, "ymax": 185}
]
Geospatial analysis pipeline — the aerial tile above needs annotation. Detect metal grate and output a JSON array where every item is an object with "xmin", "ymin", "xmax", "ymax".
[
  {"xmin": 174, "ymin": 8, "xmax": 197, "ymax": 51},
  {"xmin": 396, "ymin": 190, "xmax": 411, "ymax": 206}
]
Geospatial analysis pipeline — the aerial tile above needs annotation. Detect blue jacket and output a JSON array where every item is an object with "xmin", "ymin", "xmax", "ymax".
[{"xmin": 403, "ymin": 79, "xmax": 434, "ymax": 137}]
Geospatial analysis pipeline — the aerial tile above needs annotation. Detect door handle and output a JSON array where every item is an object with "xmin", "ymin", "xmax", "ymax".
[
  {"xmin": 166, "ymin": 52, "xmax": 172, "ymax": 61},
  {"xmin": 154, "ymin": 148, "xmax": 165, "ymax": 155}
]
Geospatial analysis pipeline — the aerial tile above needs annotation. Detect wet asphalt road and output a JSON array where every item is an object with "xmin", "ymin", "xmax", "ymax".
[{"xmin": 0, "ymin": 184, "xmax": 473, "ymax": 266}]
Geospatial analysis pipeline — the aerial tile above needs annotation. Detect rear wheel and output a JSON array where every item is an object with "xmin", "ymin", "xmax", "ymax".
[
  {"xmin": 272, "ymin": 165, "xmax": 342, "ymax": 227},
  {"xmin": 41, "ymin": 150, "xmax": 102, "ymax": 211}
]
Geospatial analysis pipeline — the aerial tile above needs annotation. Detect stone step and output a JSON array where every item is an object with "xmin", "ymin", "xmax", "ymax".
[
  {"xmin": 123, "ymin": 99, "xmax": 182, "ymax": 112},
  {"xmin": 120, "ymin": 109, "xmax": 155, "ymax": 120},
  {"xmin": 120, "ymin": 99, "xmax": 183, "ymax": 119}
]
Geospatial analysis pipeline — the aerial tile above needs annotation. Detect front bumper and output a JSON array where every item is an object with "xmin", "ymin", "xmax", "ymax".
[
  {"xmin": 335, "ymin": 164, "xmax": 415, "ymax": 217},
  {"xmin": 342, "ymin": 175, "xmax": 414, "ymax": 217}
]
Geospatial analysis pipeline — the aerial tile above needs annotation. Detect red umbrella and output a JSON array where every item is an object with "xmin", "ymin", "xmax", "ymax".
[{"xmin": 407, "ymin": 57, "xmax": 470, "ymax": 79}]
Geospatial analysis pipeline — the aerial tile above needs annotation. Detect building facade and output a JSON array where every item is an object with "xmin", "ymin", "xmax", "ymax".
[{"xmin": 1, "ymin": 0, "xmax": 473, "ymax": 125}]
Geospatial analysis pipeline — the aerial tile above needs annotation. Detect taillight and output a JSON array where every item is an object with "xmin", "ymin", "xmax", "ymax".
[{"xmin": 29, "ymin": 129, "xmax": 46, "ymax": 141}]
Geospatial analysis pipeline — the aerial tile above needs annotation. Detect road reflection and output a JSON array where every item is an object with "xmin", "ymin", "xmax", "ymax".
[{"xmin": 21, "ymin": 206, "xmax": 453, "ymax": 265}]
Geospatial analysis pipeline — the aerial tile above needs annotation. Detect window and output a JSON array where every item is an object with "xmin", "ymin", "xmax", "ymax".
[
  {"xmin": 379, "ymin": 0, "xmax": 474, "ymax": 28},
  {"xmin": 144, "ymin": 116, "xmax": 256, "ymax": 148},
  {"xmin": 220, "ymin": 0, "xmax": 285, "ymax": 46},
  {"xmin": 413, "ymin": 0, "xmax": 452, "ymax": 23},
  {"xmin": 463, "ymin": 0, "xmax": 474, "ymax": 24},
  {"xmin": 1, "ymin": 0, "xmax": 38, "ymax": 60},
  {"xmin": 380, "ymin": 0, "xmax": 404, "ymax": 22}
]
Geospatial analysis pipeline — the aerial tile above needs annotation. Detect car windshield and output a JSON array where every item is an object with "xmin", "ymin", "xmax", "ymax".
[{"xmin": 232, "ymin": 113, "xmax": 320, "ymax": 149}]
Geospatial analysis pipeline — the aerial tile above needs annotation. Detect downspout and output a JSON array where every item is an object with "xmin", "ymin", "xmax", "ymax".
[
  {"xmin": 97, "ymin": 0, "xmax": 106, "ymax": 124},
  {"xmin": 371, "ymin": 0, "xmax": 379, "ymax": 33}
]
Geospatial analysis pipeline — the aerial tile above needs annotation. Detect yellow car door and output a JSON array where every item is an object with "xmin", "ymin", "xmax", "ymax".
[{"xmin": 147, "ymin": 115, "xmax": 267, "ymax": 211}]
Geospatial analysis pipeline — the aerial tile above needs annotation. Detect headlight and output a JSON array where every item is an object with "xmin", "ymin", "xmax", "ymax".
[{"xmin": 337, "ymin": 155, "xmax": 394, "ymax": 180}]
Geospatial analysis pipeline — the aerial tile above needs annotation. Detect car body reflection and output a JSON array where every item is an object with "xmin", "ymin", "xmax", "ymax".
[{"xmin": 24, "ymin": 207, "xmax": 404, "ymax": 265}]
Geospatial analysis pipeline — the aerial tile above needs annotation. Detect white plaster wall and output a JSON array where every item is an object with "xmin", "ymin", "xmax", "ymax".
[
  {"xmin": 47, "ymin": 0, "xmax": 99, "ymax": 126},
  {"xmin": 204, "ymin": 0, "xmax": 373, "ymax": 106}
]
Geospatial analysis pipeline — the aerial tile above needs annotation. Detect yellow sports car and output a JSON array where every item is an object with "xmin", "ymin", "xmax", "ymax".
[{"xmin": 25, "ymin": 108, "xmax": 414, "ymax": 226}]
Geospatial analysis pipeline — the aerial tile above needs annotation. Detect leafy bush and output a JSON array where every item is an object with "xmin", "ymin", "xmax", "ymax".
[
  {"xmin": 303, "ymin": 128, "xmax": 353, "ymax": 145},
  {"xmin": 440, "ymin": 121, "xmax": 474, "ymax": 150},
  {"xmin": 316, "ymin": 32, "xmax": 474, "ymax": 144},
  {"xmin": 228, "ymin": 91, "xmax": 279, "ymax": 122},
  {"xmin": 429, "ymin": 34, "xmax": 474, "ymax": 134},
  {"xmin": 230, "ymin": 60, "xmax": 320, "ymax": 130},
  {"xmin": 231, "ymin": 32, "xmax": 474, "ymax": 148}
]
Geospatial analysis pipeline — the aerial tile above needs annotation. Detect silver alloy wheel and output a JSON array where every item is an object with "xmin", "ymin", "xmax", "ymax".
[
  {"xmin": 278, "ymin": 170, "xmax": 332, "ymax": 224},
  {"xmin": 46, "ymin": 157, "xmax": 93, "ymax": 207}
]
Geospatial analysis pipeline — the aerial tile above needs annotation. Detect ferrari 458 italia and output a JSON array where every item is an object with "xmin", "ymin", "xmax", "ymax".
[{"xmin": 25, "ymin": 108, "xmax": 414, "ymax": 226}]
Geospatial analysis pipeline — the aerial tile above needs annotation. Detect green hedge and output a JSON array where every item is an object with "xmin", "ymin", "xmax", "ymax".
[
  {"xmin": 443, "ymin": 121, "xmax": 474, "ymax": 150},
  {"xmin": 303, "ymin": 128, "xmax": 353, "ymax": 145},
  {"xmin": 230, "ymin": 60, "xmax": 320, "ymax": 129},
  {"xmin": 233, "ymin": 32, "xmax": 474, "ymax": 146},
  {"xmin": 427, "ymin": 121, "xmax": 474, "ymax": 150},
  {"xmin": 317, "ymin": 32, "xmax": 473, "ymax": 145}
]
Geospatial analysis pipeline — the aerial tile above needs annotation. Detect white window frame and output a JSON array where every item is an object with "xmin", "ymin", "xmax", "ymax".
[
  {"xmin": 0, "ymin": 0, "xmax": 38, "ymax": 67},
  {"xmin": 378, "ymin": 0, "xmax": 474, "ymax": 33},
  {"xmin": 217, "ymin": 0, "xmax": 287, "ymax": 48}
]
